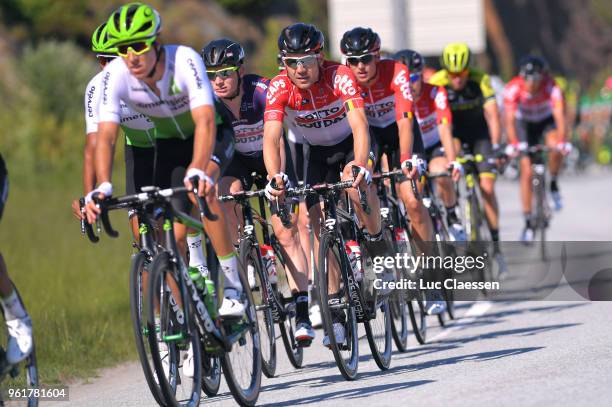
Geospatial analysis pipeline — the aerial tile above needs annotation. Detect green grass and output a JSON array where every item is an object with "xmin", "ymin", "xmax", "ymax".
[{"xmin": 0, "ymin": 167, "xmax": 138, "ymax": 385}]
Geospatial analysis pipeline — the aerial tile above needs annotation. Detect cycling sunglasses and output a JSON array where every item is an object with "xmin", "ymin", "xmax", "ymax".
[
  {"xmin": 96, "ymin": 54, "xmax": 118, "ymax": 65},
  {"xmin": 346, "ymin": 53, "xmax": 376, "ymax": 66},
  {"xmin": 116, "ymin": 38, "xmax": 156, "ymax": 57},
  {"xmin": 409, "ymin": 72, "xmax": 422, "ymax": 83},
  {"xmin": 449, "ymin": 69, "xmax": 469, "ymax": 79},
  {"xmin": 206, "ymin": 66, "xmax": 239, "ymax": 80},
  {"xmin": 283, "ymin": 55, "xmax": 318, "ymax": 69},
  {"xmin": 522, "ymin": 73, "xmax": 543, "ymax": 82}
]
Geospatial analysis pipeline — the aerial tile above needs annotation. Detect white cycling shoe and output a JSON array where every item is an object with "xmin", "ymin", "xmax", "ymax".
[
  {"xmin": 309, "ymin": 304, "xmax": 322, "ymax": 329},
  {"xmin": 295, "ymin": 322, "xmax": 315, "ymax": 343},
  {"xmin": 520, "ymin": 227, "xmax": 535, "ymax": 245},
  {"xmin": 322, "ymin": 323, "xmax": 346, "ymax": 348},
  {"xmin": 551, "ymin": 190, "xmax": 563, "ymax": 211},
  {"xmin": 449, "ymin": 223, "xmax": 467, "ymax": 242},
  {"xmin": 182, "ymin": 344, "xmax": 194, "ymax": 378},
  {"xmin": 218, "ymin": 292, "xmax": 246, "ymax": 318},
  {"xmin": 247, "ymin": 264, "xmax": 257, "ymax": 289},
  {"xmin": 5, "ymin": 316, "xmax": 33, "ymax": 365},
  {"xmin": 424, "ymin": 290, "xmax": 447, "ymax": 315}
]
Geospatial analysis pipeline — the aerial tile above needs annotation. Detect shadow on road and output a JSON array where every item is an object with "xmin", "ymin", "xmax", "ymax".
[
  {"xmin": 259, "ymin": 379, "xmax": 435, "ymax": 406},
  {"xmin": 437, "ymin": 323, "xmax": 579, "ymax": 345}
]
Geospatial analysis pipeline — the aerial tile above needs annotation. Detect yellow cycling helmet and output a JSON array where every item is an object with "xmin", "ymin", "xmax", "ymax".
[{"xmin": 441, "ymin": 42, "xmax": 471, "ymax": 73}]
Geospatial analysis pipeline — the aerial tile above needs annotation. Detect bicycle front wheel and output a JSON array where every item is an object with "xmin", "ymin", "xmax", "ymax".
[
  {"xmin": 147, "ymin": 251, "xmax": 202, "ymax": 407},
  {"xmin": 129, "ymin": 251, "xmax": 166, "ymax": 406},
  {"xmin": 221, "ymin": 257, "xmax": 262, "ymax": 406},
  {"xmin": 318, "ymin": 232, "xmax": 359, "ymax": 381},
  {"xmin": 239, "ymin": 238, "xmax": 276, "ymax": 378}
]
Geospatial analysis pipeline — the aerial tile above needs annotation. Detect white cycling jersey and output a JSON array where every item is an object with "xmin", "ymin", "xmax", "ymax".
[
  {"xmin": 98, "ymin": 45, "xmax": 214, "ymax": 139},
  {"xmin": 84, "ymin": 71, "xmax": 155, "ymax": 148}
]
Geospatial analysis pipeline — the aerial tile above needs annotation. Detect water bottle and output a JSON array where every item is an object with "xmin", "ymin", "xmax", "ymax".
[
  {"xmin": 345, "ymin": 240, "xmax": 363, "ymax": 282},
  {"xmin": 189, "ymin": 265, "xmax": 217, "ymax": 318},
  {"xmin": 260, "ymin": 244, "xmax": 278, "ymax": 284}
]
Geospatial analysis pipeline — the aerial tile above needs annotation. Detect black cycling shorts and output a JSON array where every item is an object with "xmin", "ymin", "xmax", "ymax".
[
  {"xmin": 287, "ymin": 139, "xmax": 305, "ymax": 183},
  {"xmin": 211, "ymin": 120, "xmax": 236, "ymax": 177},
  {"xmin": 0, "ymin": 154, "xmax": 8, "ymax": 222},
  {"xmin": 459, "ymin": 138, "xmax": 497, "ymax": 177},
  {"xmin": 224, "ymin": 136, "xmax": 297, "ymax": 191},
  {"xmin": 303, "ymin": 136, "xmax": 375, "ymax": 209},
  {"xmin": 125, "ymin": 145, "xmax": 155, "ymax": 195},
  {"xmin": 517, "ymin": 115, "xmax": 556, "ymax": 146}
]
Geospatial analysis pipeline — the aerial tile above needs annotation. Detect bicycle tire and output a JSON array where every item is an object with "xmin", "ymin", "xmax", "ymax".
[
  {"xmin": 364, "ymin": 298, "xmax": 392, "ymax": 370},
  {"xmin": 270, "ymin": 238, "xmax": 304, "ymax": 368},
  {"xmin": 147, "ymin": 252, "xmax": 203, "ymax": 407},
  {"xmin": 407, "ymin": 292, "xmax": 427, "ymax": 344},
  {"xmin": 390, "ymin": 291, "xmax": 409, "ymax": 352},
  {"xmin": 201, "ymin": 352, "xmax": 221, "ymax": 397},
  {"xmin": 220, "ymin": 257, "xmax": 262, "ymax": 406},
  {"xmin": 537, "ymin": 176, "xmax": 548, "ymax": 261},
  {"xmin": 318, "ymin": 232, "xmax": 359, "ymax": 380},
  {"xmin": 129, "ymin": 251, "xmax": 167, "ymax": 406},
  {"xmin": 239, "ymin": 238, "xmax": 276, "ymax": 378}
]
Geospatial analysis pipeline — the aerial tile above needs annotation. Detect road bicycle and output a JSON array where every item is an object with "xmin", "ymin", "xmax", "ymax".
[{"xmin": 285, "ymin": 169, "xmax": 393, "ymax": 380}]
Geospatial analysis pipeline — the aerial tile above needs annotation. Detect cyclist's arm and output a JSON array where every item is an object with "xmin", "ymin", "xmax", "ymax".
[
  {"xmin": 483, "ymin": 101, "xmax": 502, "ymax": 146},
  {"xmin": 504, "ymin": 108, "xmax": 519, "ymax": 145},
  {"xmin": 551, "ymin": 87, "xmax": 566, "ymax": 143},
  {"xmin": 263, "ymin": 120, "xmax": 284, "ymax": 177},
  {"xmin": 438, "ymin": 122, "xmax": 457, "ymax": 162},
  {"xmin": 347, "ymin": 107, "xmax": 370, "ymax": 166},
  {"xmin": 397, "ymin": 114, "xmax": 414, "ymax": 159},
  {"xmin": 83, "ymin": 133, "xmax": 97, "ymax": 193},
  {"xmin": 189, "ymin": 105, "xmax": 216, "ymax": 171},
  {"xmin": 503, "ymin": 82, "xmax": 520, "ymax": 145},
  {"xmin": 94, "ymin": 122, "xmax": 120, "ymax": 184}
]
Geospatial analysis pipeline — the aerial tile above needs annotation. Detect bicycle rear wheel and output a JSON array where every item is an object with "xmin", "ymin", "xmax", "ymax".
[
  {"xmin": 408, "ymin": 289, "xmax": 427, "ymax": 344},
  {"xmin": 147, "ymin": 252, "xmax": 202, "ymax": 407},
  {"xmin": 364, "ymin": 298, "xmax": 392, "ymax": 370},
  {"xmin": 201, "ymin": 352, "xmax": 221, "ymax": 397},
  {"xmin": 318, "ymin": 232, "xmax": 359, "ymax": 381},
  {"xmin": 390, "ymin": 291, "xmax": 409, "ymax": 352},
  {"xmin": 239, "ymin": 239, "xmax": 276, "ymax": 378},
  {"xmin": 220, "ymin": 258, "xmax": 262, "ymax": 406},
  {"xmin": 129, "ymin": 251, "xmax": 166, "ymax": 406}
]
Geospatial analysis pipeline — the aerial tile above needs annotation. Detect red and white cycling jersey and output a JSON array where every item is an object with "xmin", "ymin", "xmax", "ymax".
[
  {"xmin": 264, "ymin": 60, "xmax": 365, "ymax": 146},
  {"xmin": 503, "ymin": 75, "xmax": 564, "ymax": 122},
  {"xmin": 413, "ymin": 83, "xmax": 452, "ymax": 149},
  {"xmin": 356, "ymin": 60, "xmax": 413, "ymax": 128}
]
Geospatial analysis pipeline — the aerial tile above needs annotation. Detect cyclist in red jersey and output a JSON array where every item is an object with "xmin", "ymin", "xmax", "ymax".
[
  {"xmin": 393, "ymin": 50, "xmax": 464, "ymax": 240},
  {"xmin": 504, "ymin": 56, "xmax": 571, "ymax": 243},
  {"xmin": 340, "ymin": 29, "xmax": 448, "ymax": 315},
  {"xmin": 263, "ymin": 23, "xmax": 390, "ymax": 346}
]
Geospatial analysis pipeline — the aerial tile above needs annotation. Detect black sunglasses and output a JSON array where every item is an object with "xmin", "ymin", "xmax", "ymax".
[{"xmin": 346, "ymin": 54, "xmax": 375, "ymax": 66}]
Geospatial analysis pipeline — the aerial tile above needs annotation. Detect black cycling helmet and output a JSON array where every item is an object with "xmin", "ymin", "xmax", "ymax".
[
  {"xmin": 201, "ymin": 38, "xmax": 245, "ymax": 68},
  {"xmin": 278, "ymin": 23, "xmax": 324, "ymax": 55},
  {"xmin": 393, "ymin": 49, "xmax": 424, "ymax": 73},
  {"xmin": 519, "ymin": 55, "xmax": 548, "ymax": 78},
  {"xmin": 340, "ymin": 27, "xmax": 380, "ymax": 56}
]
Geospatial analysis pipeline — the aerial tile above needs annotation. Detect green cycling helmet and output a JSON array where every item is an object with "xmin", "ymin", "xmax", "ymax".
[
  {"xmin": 91, "ymin": 22, "xmax": 117, "ymax": 54},
  {"xmin": 441, "ymin": 42, "xmax": 471, "ymax": 73},
  {"xmin": 106, "ymin": 2, "xmax": 161, "ymax": 44}
]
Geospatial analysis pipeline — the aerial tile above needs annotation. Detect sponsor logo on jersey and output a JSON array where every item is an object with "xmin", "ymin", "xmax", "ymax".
[
  {"xmin": 294, "ymin": 106, "xmax": 347, "ymax": 129},
  {"xmin": 102, "ymin": 71, "xmax": 111, "ymax": 105},
  {"xmin": 365, "ymin": 100, "xmax": 395, "ymax": 119},
  {"xmin": 334, "ymin": 74, "xmax": 357, "ymax": 96},
  {"xmin": 187, "ymin": 58, "xmax": 203, "ymax": 89},
  {"xmin": 393, "ymin": 70, "xmax": 411, "ymax": 100},
  {"xmin": 87, "ymin": 86, "xmax": 95, "ymax": 118}
]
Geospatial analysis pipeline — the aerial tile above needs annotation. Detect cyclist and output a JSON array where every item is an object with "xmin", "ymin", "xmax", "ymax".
[
  {"xmin": 504, "ymin": 55, "xmax": 570, "ymax": 243},
  {"xmin": 202, "ymin": 38, "xmax": 315, "ymax": 343},
  {"xmin": 263, "ymin": 23, "xmax": 391, "ymax": 346},
  {"xmin": 72, "ymin": 22, "xmax": 156, "ymax": 241},
  {"xmin": 0, "ymin": 154, "xmax": 33, "ymax": 365},
  {"xmin": 429, "ymin": 43, "xmax": 506, "ymax": 269},
  {"xmin": 339, "ymin": 28, "xmax": 447, "ymax": 314},
  {"xmin": 83, "ymin": 3, "xmax": 245, "ymax": 318}
]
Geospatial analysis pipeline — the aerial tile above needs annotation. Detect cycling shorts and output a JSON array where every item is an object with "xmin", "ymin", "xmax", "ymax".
[
  {"xmin": 0, "ymin": 154, "xmax": 8, "ymax": 222},
  {"xmin": 223, "ymin": 136, "xmax": 297, "ymax": 192},
  {"xmin": 303, "ymin": 136, "xmax": 375, "ymax": 209},
  {"xmin": 516, "ymin": 115, "xmax": 556, "ymax": 146},
  {"xmin": 125, "ymin": 145, "xmax": 155, "ymax": 195},
  {"xmin": 287, "ymin": 139, "xmax": 305, "ymax": 183},
  {"xmin": 460, "ymin": 138, "xmax": 497, "ymax": 178}
]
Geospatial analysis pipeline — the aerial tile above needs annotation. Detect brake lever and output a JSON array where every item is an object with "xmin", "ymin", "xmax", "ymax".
[
  {"xmin": 79, "ymin": 197, "xmax": 99, "ymax": 243},
  {"xmin": 93, "ymin": 195, "xmax": 119, "ymax": 238},
  {"xmin": 189, "ymin": 176, "xmax": 218, "ymax": 222},
  {"xmin": 270, "ymin": 178, "xmax": 292, "ymax": 228},
  {"xmin": 351, "ymin": 166, "xmax": 370, "ymax": 214}
]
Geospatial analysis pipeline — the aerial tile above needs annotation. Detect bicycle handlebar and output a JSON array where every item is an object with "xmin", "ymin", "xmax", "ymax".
[{"xmin": 351, "ymin": 166, "xmax": 370, "ymax": 214}]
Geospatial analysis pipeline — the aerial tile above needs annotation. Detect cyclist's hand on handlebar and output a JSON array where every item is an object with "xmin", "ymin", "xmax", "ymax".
[
  {"xmin": 401, "ymin": 155, "xmax": 424, "ymax": 179},
  {"xmin": 84, "ymin": 182, "xmax": 113, "ymax": 224},
  {"xmin": 351, "ymin": 165, "xmax": 372, "ymax": 188},
  {"xmin": 556, "ymin": 141, "xmax": 573, "ymax": 156},
  {"xmin": 265, "ymin": 172, "xmax": 289, "ymax": 200},
  {"xmin": 71, "ymin": 198, "xmax": 84, "ymax": 220},
  {"xmin": 184, "ymin": 168, "xmax": 215, "ymax": 196},
  {"xmin": 504, "ymin": 142, "xmax": 527, "ymax": 158},
  {"xmin": 449, "ymin": 161, "xmax": 463, "ymax": 182}
]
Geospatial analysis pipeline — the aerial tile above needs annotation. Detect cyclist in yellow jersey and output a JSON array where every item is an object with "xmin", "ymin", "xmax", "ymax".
[{"xmin": 429, "ymin": 43, "xmax": 506, "ymax": 273}]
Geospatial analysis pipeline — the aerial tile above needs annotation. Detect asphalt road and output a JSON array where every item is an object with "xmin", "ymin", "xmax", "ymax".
[{"xmin": 55, "ymin": 166, "xmax": 612, "ymax": 407}]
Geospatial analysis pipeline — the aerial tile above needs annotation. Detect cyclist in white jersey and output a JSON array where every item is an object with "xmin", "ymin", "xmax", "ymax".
[
  {"xmin": 72, "ymin": 21, "xmax": 156, "ymax": 240},
  {"xmin": 83, "ymin": 3, "xmax": 244, "ymax": 318}
]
